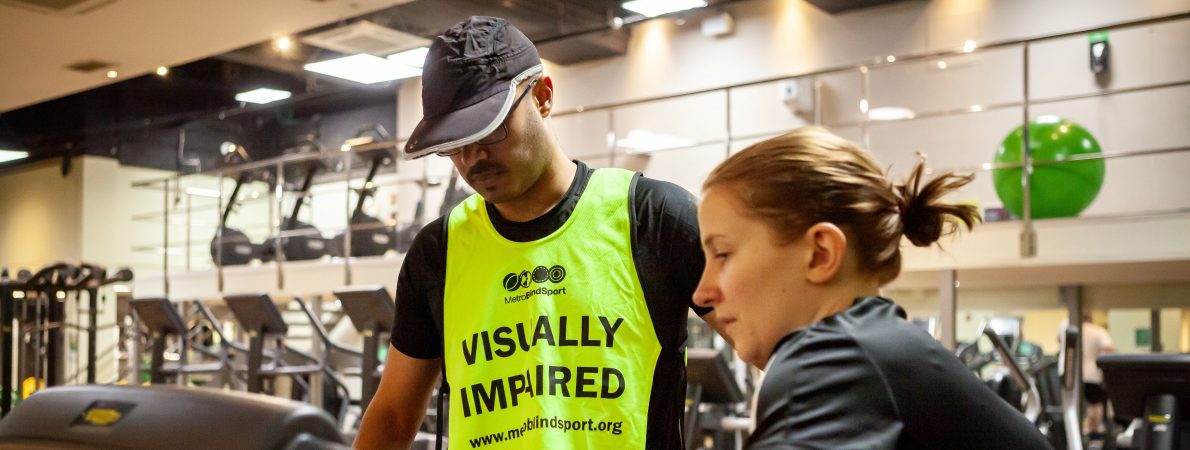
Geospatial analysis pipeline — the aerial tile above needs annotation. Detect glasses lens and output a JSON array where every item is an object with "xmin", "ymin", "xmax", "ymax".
[{"xmin": 476, "ymin": 123, "xmax": 507, "ymax": 146}]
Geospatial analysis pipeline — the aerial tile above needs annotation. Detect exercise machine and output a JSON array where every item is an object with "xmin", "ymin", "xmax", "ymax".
[
  {"xmin": 330, "ymin": 150, "xmax": 397, "ymax": 258},
  {"xmin": 686, "ymin": 347, "xmax": 746, "ymax": 450},
  {"xmin": 259, "ymin": 160, "xmax": 330, "ymax": 263},
  {"xmin": 222, "ymin": 293, "xmax": 353, "ymax": 423},
  {"xmin": 0, "ymin": 384, "xmax": 347, "ymax": 449},
  {"xmin": 1100, "ymin": 353, "xmax": 1190, "ymax": 450},
  {"xmin": 331, "ymin": 285, "xmax": 393, "ymax": 411},
  {"xmin": 210, "ymin": 170, "xmax": 265, "ymax": 266},
  {"xmin": 130, "ymin": 298, "xmax": 240, "ymax": 386},
  {"xmin": 5, "ymin": 262, "xmax": 130, "ymax": 400}
]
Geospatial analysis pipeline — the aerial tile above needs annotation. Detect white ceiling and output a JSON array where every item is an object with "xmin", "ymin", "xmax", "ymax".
[{"xmin": 0, "ymin": 0, "xmax": 413, "ymax": 113}]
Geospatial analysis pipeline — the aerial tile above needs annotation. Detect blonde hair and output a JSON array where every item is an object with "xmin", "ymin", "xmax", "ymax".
[{"xmin": 704, "ymin": 127, "xmax": 979, "ymax": 284}]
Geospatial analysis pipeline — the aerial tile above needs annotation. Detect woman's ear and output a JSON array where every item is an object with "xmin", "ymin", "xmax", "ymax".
[
  {"xmin": 535, "ymin": 75, "xmax": 554, "ymax": 118},
  {"xmin": 804, "ymin": 222, "xmax": 846, "ymax": 285}
]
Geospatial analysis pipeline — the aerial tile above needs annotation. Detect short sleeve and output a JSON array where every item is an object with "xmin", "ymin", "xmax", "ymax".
[
  {"xmin": 390, "ymin": 217, "xmax": 447, "ymax": 359},
  {"xmin": 631, "ymin": 175, "xmax": 711, "ymax": 316}
]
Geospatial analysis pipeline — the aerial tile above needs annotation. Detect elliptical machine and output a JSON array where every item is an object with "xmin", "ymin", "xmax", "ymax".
[
  {"xmin": 210, "ymin": 142, "xmax": 269, "ymax": 267},
  {"xmin": 258, "ymin": 159, "xmax": 330, "ymax": 263}
]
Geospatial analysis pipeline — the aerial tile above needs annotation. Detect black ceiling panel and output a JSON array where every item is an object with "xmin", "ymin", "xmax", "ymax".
[
  {"xmin": 0, "ymin": 0, "xmax": 738, "ymax": 173},
  {"xmin": 803, "ymin": 0, "xmax": 915, "ymax": 14}
]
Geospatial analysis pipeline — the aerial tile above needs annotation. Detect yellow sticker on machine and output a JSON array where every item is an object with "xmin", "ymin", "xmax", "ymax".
[
  {"xmin": 73, "ymin": 401, "xmax": 136, "ymax": 427},
  {"xmin": 1148, "ymin": 414, "xmax": 1171, "ymax": 424}
]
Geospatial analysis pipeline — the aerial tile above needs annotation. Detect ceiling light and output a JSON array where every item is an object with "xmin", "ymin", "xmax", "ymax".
[
  {"xmin": 886, "ymin": 55, "xmax": 896, "ymax": 63},
  {"xmin": 622, "ymin": 0, "xmax": 707, "ymax": 18},
  {"xmin": 276, "ymin": 37, "xmax": 292, "ymax": 50},
  {"xmin": 341, "ymin": 136, "xmax": 375, "ymax": 152},
  {"xmin": 106, "ymin": 70, "xmax": 118, "ymax": 79},
  {"xmin": 156, "ymin": 66, "xmax": 169, "ymax": 76},
  {"xmin": 969, "ymin": 104, "xmax": 984, "ymax": 112},
  {"xmin": 963, "ymin": 39, "xmax": 977, "ymax": 53},
  {"xmin": 868, "ymin": 107, "xmax": 916, "ymax": 121},
  {"xmin": 616, "ymin": 129, "xmax": 695, "ymax": 154},
  {"xmin": 184, "ymin": 187, "xmax": 223, "ymax": 198},
  {"xmin": 936, "ymin": 60, "xmax": 948, "ymax": 70},
  {"xmin": 304, "ymin": 54, "xmax": 421, "ymax": 84},
  {"xmin": 235, "ymin": 87, "xmax": 291, "ymax": 104},
  {"xmin": 0, "ymin": 149, "xmax": 29, "ymax": 164},
  {"xmin": 387, "ymin": 47, "xmax": 429, "ymax": 68}
]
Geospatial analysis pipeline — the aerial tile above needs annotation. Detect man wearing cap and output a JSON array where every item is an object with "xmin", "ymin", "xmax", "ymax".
[{"xmin": 355, "ymin": 16, "xmax": 723, "ymax": 450}]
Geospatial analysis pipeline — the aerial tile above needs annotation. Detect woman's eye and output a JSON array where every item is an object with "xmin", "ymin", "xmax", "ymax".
[{"xmin": 714, "ymin": 252, "xmax": 730, "ymax": 261}]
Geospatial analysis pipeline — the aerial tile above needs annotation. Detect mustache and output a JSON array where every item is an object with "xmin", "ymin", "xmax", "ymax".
[{"xmin": 467, "ymin": 161, "xmax": 504, "ymax": 179}]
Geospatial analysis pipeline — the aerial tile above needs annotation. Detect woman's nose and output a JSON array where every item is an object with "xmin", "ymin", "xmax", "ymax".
[{"xmin": 692, "ymin": 269, "xmax": 720, "ymax": 309}]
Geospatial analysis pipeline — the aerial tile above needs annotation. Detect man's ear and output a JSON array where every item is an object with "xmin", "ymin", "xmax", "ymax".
[
  {"xmin": 803, "ymin": 222, "xmax": 847, "ymax": 285},
  {"xmin": 535, "ymin": 75, "xmax": 554, "ymax": 118}
]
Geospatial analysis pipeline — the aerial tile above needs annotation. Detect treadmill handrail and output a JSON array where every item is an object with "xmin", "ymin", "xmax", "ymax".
[
  {"xmin": 979, "ymin": 325, "xmax": 1042, "ymax": 424},
  {"xmin": 192, "ymin": 300, "xmax": 253, "ymax": 354},
  {"xmin": 293, "ymin": 297, "xmax": 364, "ymax": 357}
]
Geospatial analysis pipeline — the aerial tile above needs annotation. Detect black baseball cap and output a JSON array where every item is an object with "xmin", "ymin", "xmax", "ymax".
[{"xmin": 403, "ymin": 16, "xmax": 543, "ymax": 159}]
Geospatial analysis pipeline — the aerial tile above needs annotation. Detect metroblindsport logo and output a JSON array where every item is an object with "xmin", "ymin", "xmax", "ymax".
[{"xmin": 503, "ymin": 265, "xmax": 566, "ymax": 292}]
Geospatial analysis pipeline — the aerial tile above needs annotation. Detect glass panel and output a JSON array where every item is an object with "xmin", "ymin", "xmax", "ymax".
[
  {"xmin": 728, "ymin": 77, "xmax": 814, "ymax": 140},
  {"xmin": 1029, "ymin": 19, "xmax": 1190, "ymax": 101},
  {"xmin": 1031, "ymin": 84, "xmax": 1190, "ymax": 217},
  {"xmin": 818, "ymin": 71, "xmax": 862, "ymax": 128},
  {"xmin": 869, "ymin": 45, "xmax": 1023, "ymax": 117},
  {"xmin": 553, "ymin": 110, "xmax": 611, "ymax": 160},
  {"xmin": 868, "ymin": 107, "xmax": 1021, "ymax": 217},
  {"xmin": 614, "ymin": 144, "xmax": 727, "ymax": 197},
  {"xmin": 611, "ymin": 90, "xmax": 728, "ymax": 153}
]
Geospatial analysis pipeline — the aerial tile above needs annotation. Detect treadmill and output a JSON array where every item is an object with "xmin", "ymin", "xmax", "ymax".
[{"xmin": 1100, "ymin": 353, "xmax": 1190, "ymax": 450}]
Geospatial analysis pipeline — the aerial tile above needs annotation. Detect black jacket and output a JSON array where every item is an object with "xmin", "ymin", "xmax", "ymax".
[{"xmin": 749, "ymin": 297, "xmax": 1052, "ymax": 449}]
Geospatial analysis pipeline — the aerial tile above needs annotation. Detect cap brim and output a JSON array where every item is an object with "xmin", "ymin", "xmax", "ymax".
[
  {"xmin": 403, "ymin": 64, "xmax": 543, "ymax": 159},
  {"xmin": 403, "ymin": 87, "xmax": 513, "ymax": 159}
]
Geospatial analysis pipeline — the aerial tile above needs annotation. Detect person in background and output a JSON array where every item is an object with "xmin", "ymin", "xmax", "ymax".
[
  {"xmin": 693, "ymin": 127, "xmax": 1052, "ymax": 449},
  {"xmin": 1060, "ymin": 312, "xmax": 1116, "ymax": 442}
]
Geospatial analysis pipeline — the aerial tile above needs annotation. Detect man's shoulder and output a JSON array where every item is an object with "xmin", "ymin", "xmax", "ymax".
[
  {"xmin": 632, "ymin": 173, "xmax": 697, "ymax": 202},
  {"xmin": 407, "ymin": 215, "xmax": 449, "ymax": 257}
]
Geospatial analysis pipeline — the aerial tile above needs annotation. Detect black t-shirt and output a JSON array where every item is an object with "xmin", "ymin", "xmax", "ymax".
[
  {"xmin": 750, "ymin": 297, "xmax": 1051, "ymax": 449},
  {"xmin": 392, "ymin": 160, "xmax": 710, "ymax": 449}
]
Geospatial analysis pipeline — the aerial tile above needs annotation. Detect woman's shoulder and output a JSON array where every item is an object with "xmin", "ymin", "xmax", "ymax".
[{"xmin": 775, "ymin": 297, "xmax": 915, "ymax": 360}]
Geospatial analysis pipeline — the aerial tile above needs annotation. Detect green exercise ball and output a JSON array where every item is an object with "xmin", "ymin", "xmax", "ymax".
[{"xmin": 992, "ymin": 117, "xmax": 1105, "ymax": 219}]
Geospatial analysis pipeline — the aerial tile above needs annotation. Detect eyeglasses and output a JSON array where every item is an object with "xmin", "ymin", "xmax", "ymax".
[{"xmin": 438, "ymin": 77, "xmax": 539, "ymax": 157}]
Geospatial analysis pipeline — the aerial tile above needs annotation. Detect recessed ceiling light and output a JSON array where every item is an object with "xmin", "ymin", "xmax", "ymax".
[
  {"xmin": 622, "ymin": 0, "xmax": 707, "ymax": 18},
  {"xmin": 304, "ymin": 54, "xmax": 421, "ymax": 84},
  {"xmin": 184, "ymin": 187, "xmax": 222, "ymax": 198},
  {"xmin": 868, "ymin": 107, "xmax": 916, "ymax": 121},
  {"xmin": 387, "ymin": 47, "xmax": 430, "ymax": 68},
  {"xmin": 106, "ymin": 70, "xmax": 118, "ymax": 78},
  {"xmin": 616, "ymin": 129, "xmax": 695, "ymax": 154},
  {"xmin": 0, "ymin": 149, "xmax": 30, "ymax": 164},
  {"xmin": 963, "ymin": 40, "xmax": 977, "ymax": 53},
  {"xmin": 936, "ymin": 60, "xmax": 948, "ymax": 70},
  {"xmin": 156, "ymin": 66, "xmax": 169, "ymax": 76},
  {"xmin": 276, "ymin": 37, "xmax": 292, "ymax": 50},
  {"xmin": 235, "ymin": 87, "xmax": 292, "ymax": 104}
]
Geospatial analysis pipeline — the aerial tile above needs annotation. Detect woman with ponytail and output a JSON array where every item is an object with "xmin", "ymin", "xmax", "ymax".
[{"xmin": 694, "ymin": 127, "xmax": 1050, "ymax": 449}]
